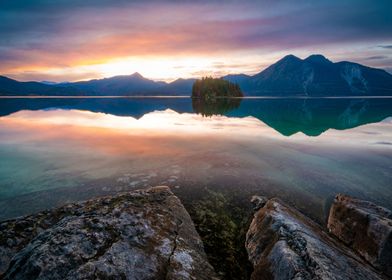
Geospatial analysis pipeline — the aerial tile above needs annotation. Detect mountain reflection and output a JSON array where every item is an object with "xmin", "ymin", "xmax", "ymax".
[
  {"xmin": 0, "ymin": 97, "xmax": 391, "ymax": 136},
  {"xmin": 228, "ymin": 98, "xmax": 392, "ymax": 136},
  {"xmin": 1, "ymin": 107, "xmax": 392, "ymax": 221}
]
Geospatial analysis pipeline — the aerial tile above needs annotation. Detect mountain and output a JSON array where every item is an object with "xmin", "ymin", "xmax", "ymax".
[
  {"xmin": 222, "ymin": 74, "xmax": 251, "ymax": 84},
  {"xmin": 161, "ymin": 78, "xmax": 196, "ymax": 95},
  {"xmin": 0, "ymin": 76, "xmax": 82, "ymax": 96},
  {"xmin": 40, "ymin": 81, "xmax": 59, "ymax": 85},
  {"xmin": 1, "ymin": 55, "xmax": 392, "ymax": 96},
  {"xmin": 69, "ymin": 73, "xmax": 163, "ymax": 95},
  {"xmin": 223, "ymin": 54, "xmax": 392, "ymax": 96},
  {"xmin": 0, "ymin": 73, "xmax": 194, "ymax": 96},
  {"xmin": 68, "ymin": 74, "xmax": 196, "ymax": 96}
]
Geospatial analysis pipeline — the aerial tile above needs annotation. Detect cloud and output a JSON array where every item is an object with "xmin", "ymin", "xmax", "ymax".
[
  {"xmin": 365, "ymin": 55, "xmax": 389, "ymax": 60},
  {"xmin": 378, "ymin": 45, "xmax": 392, "ymax": 49},
  {"xmin": 1, "ymin": 0, "xmax": 392, "ymax": 80}
]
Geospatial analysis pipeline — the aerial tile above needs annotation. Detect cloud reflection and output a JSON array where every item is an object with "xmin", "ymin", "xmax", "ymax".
[{"xmin": 0, "ymin": 109, "xmax": 391, "ymax": 221}]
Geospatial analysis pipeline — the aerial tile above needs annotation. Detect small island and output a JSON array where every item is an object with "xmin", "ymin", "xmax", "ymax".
[{"xmin": 192, "ymin": 77, "xmax": 244, "ymax": 100}]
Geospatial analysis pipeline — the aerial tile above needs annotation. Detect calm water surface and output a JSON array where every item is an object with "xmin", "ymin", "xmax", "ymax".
[{"xmin": 0, "ymin": 97, "xmax": 391, "ymax": 222}]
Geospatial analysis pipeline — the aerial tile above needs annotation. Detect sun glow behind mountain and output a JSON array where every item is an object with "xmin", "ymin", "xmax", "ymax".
[{"xmin": 85, "ymin": 56, "xmax": 264, "ymax": 82}]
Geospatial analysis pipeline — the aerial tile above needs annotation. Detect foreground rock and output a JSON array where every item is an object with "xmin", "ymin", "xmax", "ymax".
[
  {"xmin": 246, "ymin": 198, "xmax": 385, "ymax": 280},
  {"xmin": 328, "ymin": 194, "xmax": 392, "ymax": 277},
  {"xmin": 0, "ymin": 186, "xmax": 217, "ymax": 279}
]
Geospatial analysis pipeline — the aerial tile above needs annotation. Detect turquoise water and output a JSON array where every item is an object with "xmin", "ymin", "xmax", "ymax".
[{"xmin": 0, "ymin": 97, "xmax": 391, "ymax": 222}]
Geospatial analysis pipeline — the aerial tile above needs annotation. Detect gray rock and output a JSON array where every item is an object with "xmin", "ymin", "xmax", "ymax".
[
  {"xmin": 328, "ymin": 194, "xmax": 392, "ymax": 277},
  {"xmin": 0, "ymin": 186, "xmax": 217, "ymax": 279},
  {"xmin": 246, "ymin": 198, "xmax": 384, "ymax": 280},
  {"xmin": 250, "ymin": 195, "xmax": 268, "ymax": 211}
]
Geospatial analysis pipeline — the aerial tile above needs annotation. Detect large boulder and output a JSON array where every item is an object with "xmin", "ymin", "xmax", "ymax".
[
  {"xmin": 328, "ymin": 194, "xmax": 392, "ymax": 277},
  {"xmin": 0, "ymin": 186, "xmax": 217, "ymax": 280},
  {"xmin": 246, "ymin": 198, "xmax": 384, "ymax": 280}
]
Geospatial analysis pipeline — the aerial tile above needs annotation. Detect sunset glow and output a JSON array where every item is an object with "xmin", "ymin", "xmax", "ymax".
[{"xmin": 1, "ymin": 1, "xmax": 391, "ymax": 82}]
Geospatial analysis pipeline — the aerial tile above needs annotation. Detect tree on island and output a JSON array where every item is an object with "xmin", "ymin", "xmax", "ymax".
[{"xmin": 192, "ymin": 77, "xmax": 244, "ymax": 100}]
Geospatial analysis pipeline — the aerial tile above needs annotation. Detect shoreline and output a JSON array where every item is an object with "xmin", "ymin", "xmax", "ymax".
[{"xmin": 1, "ymin": 186, "xmax": 390, "ymax": 279}]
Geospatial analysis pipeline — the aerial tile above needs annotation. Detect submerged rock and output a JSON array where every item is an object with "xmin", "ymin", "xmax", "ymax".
[
  {"xmin": 246, "ymin": 198, "xmax": 384, "ymax": 280},
  {"xmin": 328, "ymin": 194, "xmax": 392, "ymax": 277},
  {"xmin": 0, "ymin": 186, "xmax": 217, "ymax": 279}
]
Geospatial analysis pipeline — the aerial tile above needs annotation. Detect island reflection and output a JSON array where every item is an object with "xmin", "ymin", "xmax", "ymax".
[{"xmin": 192, "ymin": 97, "xmax": 242, "ymax": 117}]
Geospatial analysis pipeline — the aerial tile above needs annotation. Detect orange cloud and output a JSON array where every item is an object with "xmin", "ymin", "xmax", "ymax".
[{"xmin": 1, "ymin": 1, "xmax": 391, "ymax": 81}]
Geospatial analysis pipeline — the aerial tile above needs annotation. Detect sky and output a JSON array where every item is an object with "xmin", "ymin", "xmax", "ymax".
[{"xmin": 0, "ymin": 0, "xmax": 391, "ymax": 82}]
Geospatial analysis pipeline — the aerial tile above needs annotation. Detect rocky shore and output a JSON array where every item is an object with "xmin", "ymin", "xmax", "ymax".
[
  {"xmin": 328, "ymin": 194, "xmax": 392, "ymax": 277},
  {"xmin": 0, "ymin": 186, "xmax": 217, "ymax": 279},
  {"xmin": 246, "ymin": 197, "xmax": 389, "ymax": 279},
  {"xmin": 0, "ymin": 187, "xmax": 391, "ymax": 279}
]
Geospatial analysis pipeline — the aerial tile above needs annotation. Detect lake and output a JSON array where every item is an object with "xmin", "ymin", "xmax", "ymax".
[{"xmin": 0, "ymin": 97, "xmax": 391, "ymax": 224}]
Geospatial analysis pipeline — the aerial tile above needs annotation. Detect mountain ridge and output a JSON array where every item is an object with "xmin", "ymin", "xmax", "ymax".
[
  {"xmin": 1, "ymin": 54, "xmax": 392, "ymax": 96},
  {"xmin": 223, "ymin": 54, "xmax": 392, "ymax": 96}
]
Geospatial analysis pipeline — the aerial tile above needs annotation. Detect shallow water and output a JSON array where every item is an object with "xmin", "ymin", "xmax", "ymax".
[{"xmin": 0, "ymin": 97, "xmax": 391, "ymax": 222}]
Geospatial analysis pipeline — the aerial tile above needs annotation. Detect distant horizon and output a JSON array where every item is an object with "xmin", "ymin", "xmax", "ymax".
[{"xmin": 2, "ymin": 53, "xmax": 392, "ymax": 84}]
